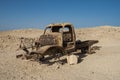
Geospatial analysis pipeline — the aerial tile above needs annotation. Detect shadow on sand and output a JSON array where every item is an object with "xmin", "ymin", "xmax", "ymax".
[
  {"xmin": 39, "ymin": 46, "xmax": 101, "ymax": 66},
  {"xmin": 39, "ymin": 52, "xmax": 87, "ymax": 66}
]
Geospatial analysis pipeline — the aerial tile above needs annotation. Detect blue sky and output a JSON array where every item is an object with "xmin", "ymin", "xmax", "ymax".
[{"xmin": 0, "ymin": 0, "xmax": 120, "ymax": 30}]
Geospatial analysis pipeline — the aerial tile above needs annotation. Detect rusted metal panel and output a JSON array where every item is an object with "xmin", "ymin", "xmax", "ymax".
[{"xmin": 17, "ymin": 23, "xmax": 99, "ymax": 62}]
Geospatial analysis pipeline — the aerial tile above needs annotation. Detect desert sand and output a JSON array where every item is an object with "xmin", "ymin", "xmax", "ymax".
[{"xmin": 0, "ymin": 26, "xmax": 120, "ymax": 80}]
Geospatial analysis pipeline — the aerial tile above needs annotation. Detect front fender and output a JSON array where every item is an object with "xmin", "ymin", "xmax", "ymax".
[{"xmin": 35, "ymin": 45, "xmax": 65, "ymax": 55}]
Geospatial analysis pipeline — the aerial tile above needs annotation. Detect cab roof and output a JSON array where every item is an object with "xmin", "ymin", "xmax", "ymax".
[{"xmin": 46, "ymin": 23, "xmax": 73, "ymax": 28}]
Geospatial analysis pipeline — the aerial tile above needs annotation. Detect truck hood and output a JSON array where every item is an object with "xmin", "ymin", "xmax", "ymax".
[{"xmin": 39, "ymin": 32, "xmax": 62, "ymax": 46}]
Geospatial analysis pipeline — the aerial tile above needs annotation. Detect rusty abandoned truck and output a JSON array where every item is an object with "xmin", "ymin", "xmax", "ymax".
[{"xmin": 17, "ymin": 23, "xmax": 98, "ymax": 62}]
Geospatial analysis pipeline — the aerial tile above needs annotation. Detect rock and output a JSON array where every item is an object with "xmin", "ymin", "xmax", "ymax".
[
  {"xmin": 55, "ymin": 65, "xmax": 60, "ymax": 70},
  {"xmin": 67, "ymin": 55, "xmax": 78, "ymax": 65}
]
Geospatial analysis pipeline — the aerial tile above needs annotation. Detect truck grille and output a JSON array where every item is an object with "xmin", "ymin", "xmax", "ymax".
[{"xmin": 39, "ymin": 35, "xmax": 57, "ymax": 46}]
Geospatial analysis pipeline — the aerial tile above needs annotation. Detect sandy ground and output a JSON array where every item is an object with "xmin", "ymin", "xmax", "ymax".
[{"xmin": 0, "ymin": 26, "xmax": 120, "ymax": 80}]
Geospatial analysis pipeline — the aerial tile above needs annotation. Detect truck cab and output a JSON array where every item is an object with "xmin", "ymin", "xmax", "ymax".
[{"xmin": 39, "ymin": 23, "xmax": 76, "ymax": 52}]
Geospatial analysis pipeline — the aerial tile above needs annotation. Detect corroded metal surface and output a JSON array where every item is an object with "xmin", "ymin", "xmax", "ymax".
[{"xmin": 17, "ymin": 23, "xmax": 99, "ymax": 62}]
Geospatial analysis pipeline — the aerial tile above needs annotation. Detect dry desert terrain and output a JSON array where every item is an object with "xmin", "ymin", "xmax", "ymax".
[{"xmin": 0, "ymin": 26, "xmax": 120, "ymax": 80}]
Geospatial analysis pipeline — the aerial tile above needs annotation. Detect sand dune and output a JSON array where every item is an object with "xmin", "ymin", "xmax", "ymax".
[{"xmin": 0, "ymin": 26, "xmax": 120, "ymax": 80}]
